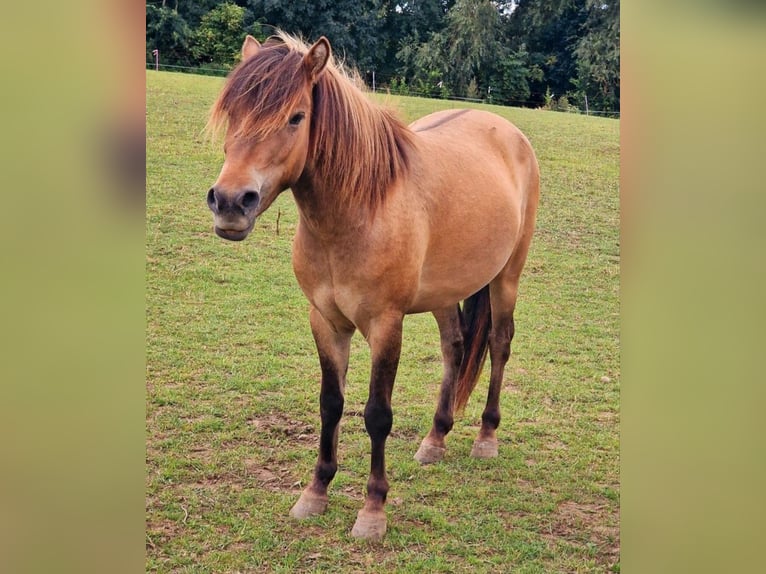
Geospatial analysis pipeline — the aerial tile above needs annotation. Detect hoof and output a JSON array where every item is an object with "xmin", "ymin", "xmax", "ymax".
[
  {"xmin": 470, "ymin": 438, "xmax": 498, "ymax": 459},
  {"xmin": 289, "ymin": 490, "xmax": 328, "ymax": 520},
  {"xmin": 351, "ymin": 509, "xmax": 387, "ymax": 541},
  {"xmin": 414, "ymin": 440, "xmax": 446, "ymax": 465}
]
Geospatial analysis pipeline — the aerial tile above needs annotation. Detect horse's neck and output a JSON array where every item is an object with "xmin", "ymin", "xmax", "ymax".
[
  {"xmin": 291, "ymin": 85, "xmax": 412, "ymax": 234},
  {"xmin": 291, "ymin": 174, "xmax": 366, "ymax": 236}
]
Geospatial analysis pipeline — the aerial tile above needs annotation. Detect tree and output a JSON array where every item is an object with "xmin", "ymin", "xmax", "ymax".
[
  {"xmin": 390, "ymin": 0, "xmax": 455, "ymax": 44},
  {"xmin": 490, "ymin": 44, "xmax": 539, "ymax": 104},
  {"xmin": 396, "ymin": 31, "xmax": 449, "ymax": 95},
  {"xmin": 247, "ymin": 0, "xmax": 382, "ymax": 69},
  {"xmin": 146, "ymin": 5, "xmax": 194, "ymax": 66},
  {"xmin": 574, "ymin": 0, "xmax": 619, "ymax": 112},
  {"xmin": 191, "ymin": 2, "xmax": 256, "ymax": 67},
  {"xmin": 175, "ymin": 0, "xmax": 229, "ymax": 29},
  {"xmin": 397, "ymin": 0, "xmax": 529, "ymax": 100},
  {"xmin": 442, "ymin": 0, "xmax": 504, "ymax": 95},
  {"xmin": 143, "ymin": 0, "xmax": 619, "ymax": 112},
  {"xmin": 505, "ymin": 0, "xmax": 588, "ymax": 106}
]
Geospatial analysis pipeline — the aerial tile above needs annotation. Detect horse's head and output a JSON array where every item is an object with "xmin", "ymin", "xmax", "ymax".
[{"xmin": 206, "ymin": 35, "xmax": 331, "ymax": 241}]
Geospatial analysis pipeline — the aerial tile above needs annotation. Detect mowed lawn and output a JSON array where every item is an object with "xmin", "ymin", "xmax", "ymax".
[{"xmin": 146, "ymin": 70, "xmax": 620, "ymax": 573}]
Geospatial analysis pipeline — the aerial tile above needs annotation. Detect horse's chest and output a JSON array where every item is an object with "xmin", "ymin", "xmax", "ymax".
[
  {"xmin": 292, "ymin": 242, "xmax": 358, "ymax": 324},
  {"xmin": 292, "ymin": 213, "xmax": 424, "ymax": 329}
]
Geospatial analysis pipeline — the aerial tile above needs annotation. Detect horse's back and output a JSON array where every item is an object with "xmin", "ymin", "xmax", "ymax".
[{"xmin": 409, "ymin": 108, "xmax": 536, "ymax": 211}]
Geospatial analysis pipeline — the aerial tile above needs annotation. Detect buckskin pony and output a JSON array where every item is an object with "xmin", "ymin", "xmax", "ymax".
[{"xmin": 205, "ymin": 33, "xmax": 539, "ymax": 541}]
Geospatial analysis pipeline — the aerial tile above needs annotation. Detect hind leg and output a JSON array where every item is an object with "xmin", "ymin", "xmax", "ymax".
[
  {"xmin": 414, "ymin": 306, "xmax": 463, "ymax": 464},
  {"xmin": 473, "ymin": 161, "xmax": 538, "ymax": 458},
  {"xmin": 471, "ymin": 276, "xmax": 518, "ymax": 459}
]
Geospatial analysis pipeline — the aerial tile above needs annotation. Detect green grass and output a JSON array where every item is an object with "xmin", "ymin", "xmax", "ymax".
[{"xmin": 146, "ymin": 70, "xmax": 620, "ymax": 573}]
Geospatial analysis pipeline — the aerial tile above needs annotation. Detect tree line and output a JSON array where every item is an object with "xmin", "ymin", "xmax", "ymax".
[{"xmin": 146, "ymin": 0, "xmax": 619, "ymax": 114}]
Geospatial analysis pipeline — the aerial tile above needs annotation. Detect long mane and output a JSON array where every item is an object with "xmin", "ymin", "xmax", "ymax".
[{"xmin": 207, "ymin": 32, "xmax": 414, "ymax": 213}]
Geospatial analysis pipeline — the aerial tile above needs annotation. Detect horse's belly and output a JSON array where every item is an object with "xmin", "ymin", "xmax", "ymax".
[
  {"xmin": 408, "ymin": 188, "xmax": 522, "ymax": 313},
  {"xmin": 409, "ymin": 239, "xmax": 514, "ymax": 313}
]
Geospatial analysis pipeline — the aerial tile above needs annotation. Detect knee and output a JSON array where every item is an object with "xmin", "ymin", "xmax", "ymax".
[
  {"xmin": 364, "ymin": 401, "xmax": 392, "ymax": 440},
  {"xmin": 320, "ymin": 390, "xmax": 344, "ymax": 426},
  {"xmin": 489, "ymin": 331, "xmax": 512, "ymax": 363},
  {"xmin": 450, "ymin": 338, "xmax": 464, "ymax": 369}
]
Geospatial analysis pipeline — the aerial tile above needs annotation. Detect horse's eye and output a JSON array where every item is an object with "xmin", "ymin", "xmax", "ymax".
[{"xmin": 289, "ymin": 112, "xmax": 305, "ymax": 126}]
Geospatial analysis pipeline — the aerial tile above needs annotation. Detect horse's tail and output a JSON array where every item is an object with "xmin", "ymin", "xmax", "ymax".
[{"xmin": 454, "ymin": 285, "xmax": 492, "ymax": 414}]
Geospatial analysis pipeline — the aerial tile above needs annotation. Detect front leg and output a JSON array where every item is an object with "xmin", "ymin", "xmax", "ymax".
[
  {"xmin": 290, "ymin": 307, "xmax": 353, "ymax": 519},
  {"xmin": 351, "ymin": 313, "xmax": 403, "ymax": 541}
]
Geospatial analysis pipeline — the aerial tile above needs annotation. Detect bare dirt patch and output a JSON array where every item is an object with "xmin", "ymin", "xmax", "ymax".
[
  {"xmin": 596, "ymin": 411, "xmax": 618, "ymax": 427},
  {"xmin": 244, "ymin": 460, "xmax": 302, "ymax": 493},
  {"xmin": 146, "ymin": 518, "xmax": 184, "ymax": 552},
  {"xmin": 504, "ymin": 381, "xmax": 523, "ymax": 394},
  {"xmin": 247, "ymin": 413, "xmax": 316, "ymax": 446},
  {"xmin": 544, "ymin": 499, "xmax": 620, "ymax": 569}
]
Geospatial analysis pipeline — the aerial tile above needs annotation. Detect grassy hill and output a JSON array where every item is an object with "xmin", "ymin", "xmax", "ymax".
[{"xmin": 146, "ymin": 70, "xmax": 619, "ymax": 573}]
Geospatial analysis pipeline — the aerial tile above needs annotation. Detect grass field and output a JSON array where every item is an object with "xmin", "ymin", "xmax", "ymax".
[{"xmin": 146, "ymin": 70, "xmax": 620, "ymax": 573}]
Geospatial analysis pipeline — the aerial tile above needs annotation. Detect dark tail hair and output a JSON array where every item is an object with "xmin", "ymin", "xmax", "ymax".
[{"xmin": 454, "ymin": 285, "xmax": 492, "ymax": 413}]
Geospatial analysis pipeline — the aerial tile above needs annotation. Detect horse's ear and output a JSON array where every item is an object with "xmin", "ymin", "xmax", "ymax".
[
  {"xmin": 304, "ymin": 37, "xmax": 331, "ymax": 83},
  {"xmin": 241, "ymin": 35, "xmax": 261, "ymax": 61}
]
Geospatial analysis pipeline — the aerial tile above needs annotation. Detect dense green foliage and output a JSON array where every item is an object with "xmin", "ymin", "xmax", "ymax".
[{"xmin": 146, "ymin": 0, "xmax": 619, "ymax": 110}]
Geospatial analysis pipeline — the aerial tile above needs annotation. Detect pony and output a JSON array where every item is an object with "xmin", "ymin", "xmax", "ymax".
[{"xmin": 205, "ymin": 33, "xmax": 539, "ymax": 541}]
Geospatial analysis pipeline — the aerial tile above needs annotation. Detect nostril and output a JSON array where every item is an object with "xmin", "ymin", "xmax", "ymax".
[
  {"xmin": 241, "ymin": 191, "xmax": 260, "ymax": 210},
  {"xmin": 207, "ymin": 188, "xmax": 218, "ymax": 211}
]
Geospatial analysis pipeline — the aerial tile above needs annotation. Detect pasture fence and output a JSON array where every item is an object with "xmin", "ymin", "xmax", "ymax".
[{"xmin": 146, "ymin": 61, "xmax": 620, "ymax": 118}]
